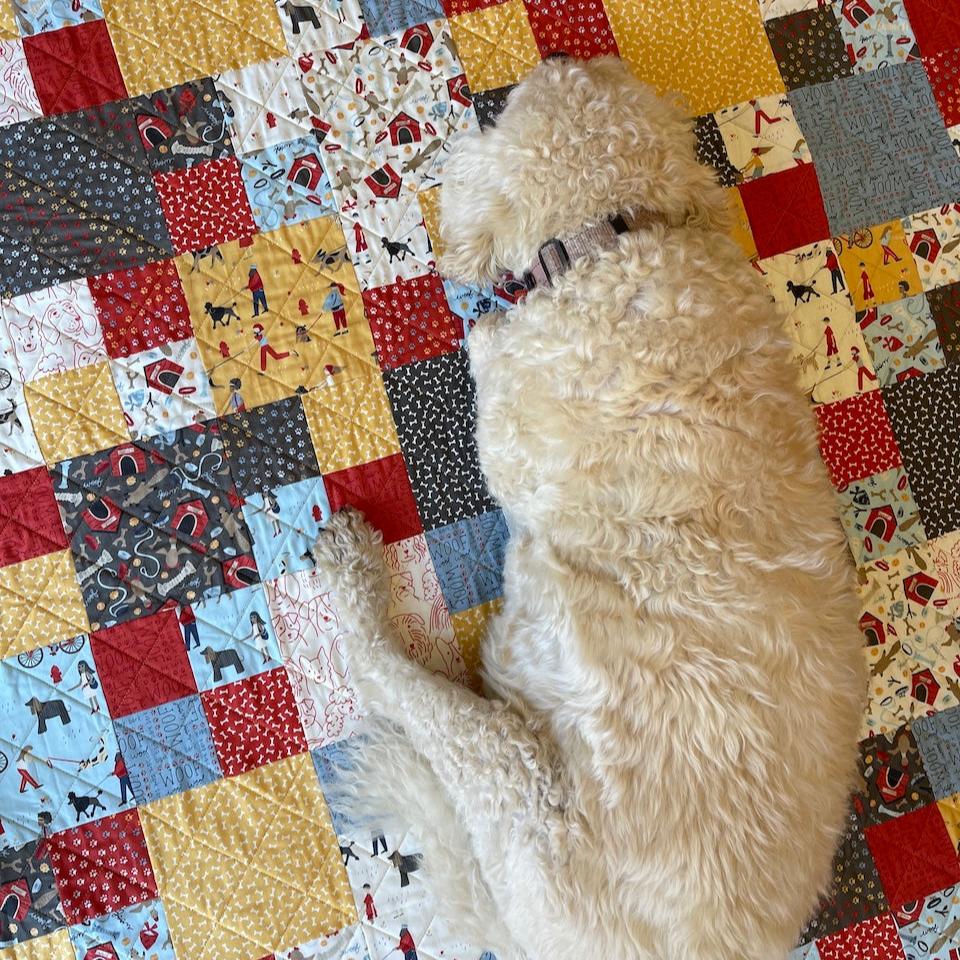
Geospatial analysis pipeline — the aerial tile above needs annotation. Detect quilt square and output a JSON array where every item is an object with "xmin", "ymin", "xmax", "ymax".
[
  {"xmin": 99, "ymin": 0, "xmax": 288, "ymax": 98},
  {"xmin": 858, "ymin": 294, "xmax": 944, "ymax": 387},
  {"xmin": 895, "ymin": 887, "xmax": 960, "ymax": 960},
  {"xmin": 0, "ymin": 467, "xmax": 68, "ymax": 568},
  {"xmin": 449, "ymin": 0, "xmax": 541, "ymax": 93},
  {"xmin": 220, "ymin": 395, "xmax": 321, "ymax": 497},
  {"xmin": 110, "ymin": 337, "xmax": 217, "ymax": 440},
  {"xmin": 857, "ymin": 723, "xmax": 935, "ymax": 826},
  {"xmin": 152, "ymin": 157, "xmax": 257, "ymax": 255},
  {"xmin": 836, "ymin": 0, "xmax": 920, "ymax": 74},
  {"xmin": 87, "ymin": 259, "xmax": 194, "ymax": 360},
  {"xmin": 838, "ymin": 221, "xmax": 923, "ymax": 310},
  {"xmin": 927, "ymin": 280, "xmax": 960, "ymax": 364},
  {"xmin": 0, "ymin": 837, "xmax": 66, "ymax": 946},
  {"xmin": 240, "ymin": 133, "xmax": 337, "ymax": 233},
  {"xmin": 425, "ymin": 509, "xmax": 508, "ymax": 614},
  {"xmin": 301, "ymin": 370, "xmax": 401, "ymax": 475},
  {"xmin": 215, "ymin": 56, "xmax": 311, "ymax": 156},
  {"xmin": 522, "ymin": 0, "xmax": 618, "ymax": 59},
  {"xmin": 759, "ymin": 239, "xmax": 868, "ymax": 405},
  {"xmin": 185, "ymin": 584, "xmax": 282, "ymax": 691},
  {"xmin": 383, "ymin": 350, "xmax": 506, "ymax": 530},
  {"xmin": 130, "ymin": 77, "xmax": 234, "ymax": 173},
  {"xmin": 267, "ymin": 566, "xmax": 363, "ymax": 749},
  {"xmin": 901, "ymin": 0, "xmax": 960, "ymax": 57},
  {"xmin": 242, "ymin": 474, "xmax": 330, "ymax": 581},
  {"xmin": 0, "ymin": 638, "xmax": 127, "ymax": 850},
  {"xmin": 836, "ymin": 465, "xmax": 926, "ymax": 566},
  {"xmin": 25, "ymin": 362, "xmax": 128, "ymax": 463},
  {"xmin": 178, "ymin": 216, "xmax": 377, "ymax": 414},
  {"xmin": 913, "ymin": 706, "xmax": 960, "ymax": 800},
  {"xmin": 45, "ymin": 810, "xmax": 156, "ymax": 924},
  {"xmin": 739, "ymin": 163, "xmax": 831, "ymax": 259},
  {"xmin": 902, "ymin": 205, "xmax": 960, "ymax": 293},
  {"xmin": 322, "ymin": 452, "xmax": 422, "ymax": 545},
  {"xmin": 815, "ymin": 389, "xmax": 903, "ymax": 488},
  {"xmin": 0, "ymin": 40, "xmax": 41, "ymax": 127},
  {"xmin": 789, "ymin": 62, "xmax": 960, "ymax": 236},
  {"xmin": 865, "ymin": 803, "xmax": 960, "ymax": 908},
  {"xmin": 883, "ymin": 365, "xmax": 960, "ymax": 539},
  {"xmin": 0, "ymin": 101, "xmax": 173, "ymax": 298},
  {"xmin": 363, "ymin": 274, "xmax": 462, "ymax": 370},
  {"xmin": 0, "ymin": 550, "xmax": 90, "ymax": 661},
  {"xmin": 2, "ymin": 280, "xmax": 107, "ymax": 384},
  {"xmin": 65, "ymin": 899, "xmax": 175, "ymax": 960},
  {"xmin": 138, "ymin": 753, "xmax": 355, "ymax": 960},
  {"xmin": 816, "ymin": 914, "xmax": 905, "ymax": 960},
  {"xmin": 112, "ymin": 695, "xmax": 222, "ymax": 804},
  {"xmin": 13, "ymin": 0, "xmax": 104, "ymax": 37},
  {"xmin": 274, "ymin": 0, "xmax": 366, "ymax": 58},
  {"xmin": 22, "ymin": 20, "xmax": 125, "ymax": 115},
  {"xmin": 201, "ymin": 666, "xmax": 308, "ymax": 777},
  {"xmin": 89, "ymin": 609, "xmax": 196, "ymax": 719},
  {"xmin": 358, "ymin": 0, "xmax": 444, "ymax": 35},
  {"xmin": 764, "ymin": 6, "xmax": 853, "ymax": 90},
  {"xmin": 53, "ymin": 423, "xmax": 258, "ymax": 631},
  {"xmin": 798, "ymin": 808, "xmax": 889, "ymax": 941}
]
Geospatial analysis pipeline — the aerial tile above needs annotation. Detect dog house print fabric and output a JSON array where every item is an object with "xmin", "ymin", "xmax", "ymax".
[{"xmin": 0, "ymin": 0, "xmax": 957, "ymax": 958}]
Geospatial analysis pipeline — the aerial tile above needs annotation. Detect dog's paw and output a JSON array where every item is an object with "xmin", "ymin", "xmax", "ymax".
[{"xmin": 313, "ymin": 507, "xmax": 387, "ymax": 596}]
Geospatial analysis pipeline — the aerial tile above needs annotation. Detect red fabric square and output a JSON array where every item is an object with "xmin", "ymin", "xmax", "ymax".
[
  {"xmin": 522, "ymin": 0, "xmax": 619, "ymax": 58},
  {"xmin": 816, "ymin": 913, "xmax": 905, "ymax": 960},
  {"xmin": 816, "ymin": 390, "xmax": 903, "ymax": 489},
  {"xmin": 201, "ymin": 667, "xmax": 307, "ymax": 777},
  {"xmin": 88, "ymin": 259, "xmax": 194, "ymax": 359},
  {"xmin": 923, "ymin": 49, "xmax": 960, "ymax": 127},
  {"xmin": 0, "ymin": 466, "xmax": 68, "ymax": 567},
  {"xmin": 323, "ymin": 452, "xmax": 423, "ymax": 544},
  {"xmin": 23, "ymin": 20, "xmax": 127, "ymax": 116},
  {"xmin": 865, "ymin": 804, "xmax": 960, "ymax": 908},
  {"xmin": 903, "ymin": 0, "xmax": 960, "ymax": 57},
  {"xmin": 46, "ymin": 809, "xmax": 157, "ymax": 923},
  {"xmin": 738, "ymin": 163, "xmax": 831, "ymax": 259},
  {"xmin": 90, "ymin": 608, "xmax": 197, "ymax": 718},
  {"xmin": 152, "ymin": 157, "xmax": 256, "ymax": 255},
  {"xmin": 363, "ymin": 274, "xmax": 462, "ymax": 370}
]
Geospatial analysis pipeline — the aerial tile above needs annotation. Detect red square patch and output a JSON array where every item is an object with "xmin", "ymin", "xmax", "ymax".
[
  {"xmin": 90, "ymin": 608, "xmax": 198, "ymax": 718},
  {"xmin": 523, "ymin": 0, "xmax": 619, "ymax": 59},
  {"xmin": 903, "ymin": 0, "xmax": 960, "ymax": 57},
  {"xmin": 152, "ymin": 157, "xmax": 256, "ymax": 255},
  {"xmin": 46, "ymin": 809, "xmax": 158, "ymax": 923},
  {"xmin": 864, "ymin": 804, "xmax": 960, "ymax": 908},
  {"xmin": 923, "ymin": 49, "xmax": 960, "ymax": 127},
  {"xmin": 0, "ymin": 466, "xmax": 68, "ymax": 567},
  {"xmin": 323, "ymin": 452, "xmax": 423, "ymax": 544},
  {"xmin": 738, "ymin": 163, "xmax": 831, "ymax": 259},
  {"xmin": 816, "ymin": 390, "xmax": 903, "ymax": 489},
  {"xmin": 816, "ymin": 913, "xmax": 905, "ymax": 960},
  {"xmin": 363, "ymin": 274, "xmax": 462, "ymax": 371},
  {"xmin": 23, "ymin": 20, "xmax": 127, "ymax": 116},
  {"xmin": 88, "ymin": 259, "xmax": 194, "ymax": 359},
  {"xmin": 201, "ymin": 667, "xmax": 308, "ymax": 777}
]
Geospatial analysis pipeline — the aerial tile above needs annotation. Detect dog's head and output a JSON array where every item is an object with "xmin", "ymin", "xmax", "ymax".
[{"xmin": 439, "ymin": 56, "xmax": 728, "ymax": 284}]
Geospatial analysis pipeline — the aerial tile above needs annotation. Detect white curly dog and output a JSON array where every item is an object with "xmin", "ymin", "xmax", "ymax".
[{"xmin": 313, "ymin": 56, "xmax": 866, "ymax": 960}]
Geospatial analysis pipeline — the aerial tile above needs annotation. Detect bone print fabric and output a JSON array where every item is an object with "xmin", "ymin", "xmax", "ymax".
[{"xmin": 0, "ymin": 1, "xmax": 959, "ymax": 959}]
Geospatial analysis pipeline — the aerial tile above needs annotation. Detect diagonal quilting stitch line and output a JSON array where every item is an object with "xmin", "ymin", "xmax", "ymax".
[
  {"xmin": 243, "ymin": 478, "xmax": 327, "ymax": 577},
  {"xmin": 305, "ymin": 374, "xmax": 401, "ymax": 452},
  {"xmin": 0, "ymin": 563, "xmax": 87, "ymax": 650}
]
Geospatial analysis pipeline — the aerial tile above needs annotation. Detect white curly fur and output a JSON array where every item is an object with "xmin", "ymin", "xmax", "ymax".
[{"xmin": 313, "ymin": 57, "xmax": 867, "ymax": 960}]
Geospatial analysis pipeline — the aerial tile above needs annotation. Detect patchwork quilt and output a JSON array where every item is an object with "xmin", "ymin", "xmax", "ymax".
[{"xmin": 2, "ymin": 1, "xmax": 960, "ymax": 959}]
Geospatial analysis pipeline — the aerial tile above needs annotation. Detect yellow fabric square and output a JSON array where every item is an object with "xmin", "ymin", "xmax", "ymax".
[
  {"xmin": 140, "ymin": 752, "xmax": 356, "ymax": 960},
  {"xmin": 837, "ymin": 221, "xmax": 922, "ymax": 311},
  {"xmin": 102, "ymin": 0, "xmax": 288, "ymax": 97},
  {"xmin": 0, "ymin": 549, "xmax": 90, "ymax": 660},
  {"xmin": 301, "ymin": 370, "xmax": 400, "ymax": 474},
  {"xmin": 450, "ymin": 0, "xmax": 541, "ymax": 93},
  {"xmin": 605, "ymin": 0, "xmax": 784, "ymax": 116},
  {"xmin": 450, "ymin": 597, "xmax": 502, "ymax": 689},
  {"xmin": 24, "ymin": 362, "xmax": 128, "ymax": 463},
  {"xmin": 178, "ymin": 217, "xmax": 377, "ymax": 415},
  {"xmin": 418, "ymin": 187, "xmax": 444, "ymax": 261},
  {"xmin": 0, "ymin": 929, "xmax": 74, "ymax": 960},
  {"xmin": 939, "ymin": 794, "xmax": 960, "ymax": 855}
]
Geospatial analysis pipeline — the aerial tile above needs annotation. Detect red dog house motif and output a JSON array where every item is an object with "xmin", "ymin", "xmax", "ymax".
[
  {"xmin": 83, "ymin": 496, "xmax": 122, "ymax": 533},
  {"xmin": 864, "ymin": 505, "xmax": 897, "ymax": 544},
  {"xmin": 911, "ymin": 667, "xmax": 940, "ymax": 704},
  {"xmin": 223, "ymin": 555, "xmax": 258, "ymax": 588},
  {"xmin": 289, "ymin": 154, "xmax": 324, "ymax": 191},
  {"xmin": 0, "ymin": 878, "xmax": 30, "ymax": 923},
  {"xmin": 83, "ymin": 945, "xmax": 120, "ymax": 960},
  {"xmin": 136, "ymin": 113, "xmax": 172, "ymax": 150},
  {"xmin": 388, "ymin": 112, "xmax": 421, "ymax": 146},
  {"xmin": 144, "ymin": 358, "xmax": 184, "ymax": 395},
  {"xmin": 447, "ymin": 75, "xmax": 471, "ymax": 108},
  {"xmin": 859, "ymin": 611, "xmax": 886, "ymax": 646},
  {"xmin": 904, "ymin": 571, "xmax": 938, "ymax": 606},
  {"xmin": 364, "ymin": 163, "xmax": 402, "ymax": 199},
  {"xmin": 910, "ymin": 228, "xmax": 941, "ymax": 263},
  {"xmin": 172, "ymin": 500, "xmax": 207, "ymax": 538},
  {"xmin": 109, "ymin": 444, "xmax": 146, "ymax": 478},
  {"xmin": 400, "ymin": 23, "xmax": 433, "ymax": 57}
]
